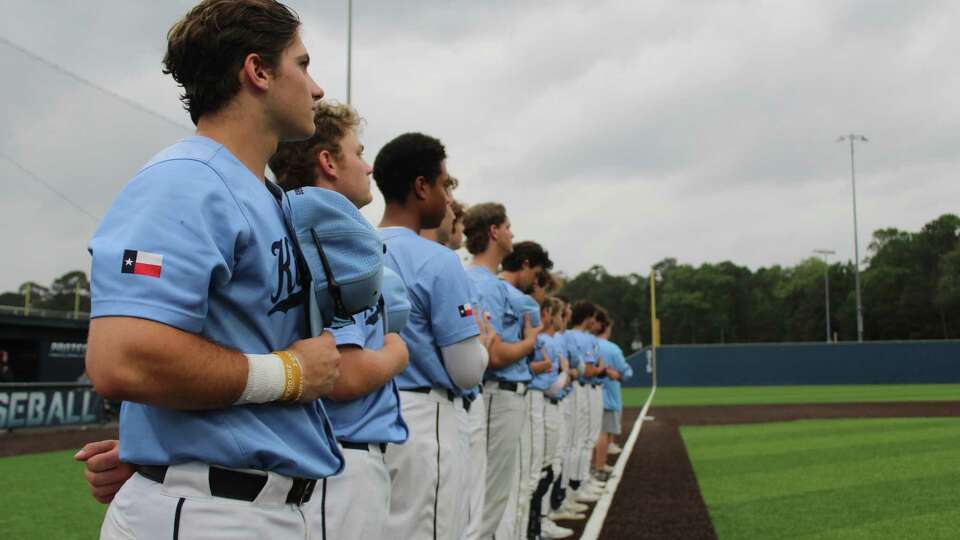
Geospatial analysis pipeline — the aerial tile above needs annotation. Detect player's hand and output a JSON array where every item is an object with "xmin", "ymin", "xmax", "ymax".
[
  {"xmin": 382, "ymin": 333, "xmax": 409, "ymax": 374},
  {"xmin": 75, "ymin": 439, "xmax": 133, "ymax": 504},
  {"xmin": 523, "ymin": 313, "xmax": 543, "ymax": 341},
  {"xmin": 288, "ymin": 331, "xmax": 341, "ymax": 401},
  {"xmin": 475, "ymin": 310, "xmax": 496, "ymax": 352}
]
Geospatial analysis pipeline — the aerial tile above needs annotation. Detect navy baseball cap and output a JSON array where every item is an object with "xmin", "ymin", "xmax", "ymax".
[{"xmin": 287, "ymin": 187, "xmax": 384, "ymax": 331}]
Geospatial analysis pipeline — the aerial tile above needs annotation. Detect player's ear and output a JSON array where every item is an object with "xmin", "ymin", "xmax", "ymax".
[
  {"xmin": 317, "ymin": 148, "xmax": 337, "ymax": 179},
  {"xmin": 241, "ymin": 52, "xmax": 271, "ymax": 92},
  {"xmin": 413, "ymin": 175, "xmax": 429, "ymax": 201},
  {"xmin": 488, "ymin": 223, "xmax": 499, "ymax": 242}
]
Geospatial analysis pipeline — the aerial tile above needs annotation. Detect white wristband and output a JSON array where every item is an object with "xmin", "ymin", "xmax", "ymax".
[{"xmin": 235, "ymin": 353, "xmax": 287, "ymax": 405}]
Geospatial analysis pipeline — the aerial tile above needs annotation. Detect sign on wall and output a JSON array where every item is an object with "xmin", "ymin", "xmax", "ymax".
[
  {"xmin": 48, "ymin": 342, "xmax": 87, "ymax": 359},
  {"xmin": 0, "ymin": 384, "xmax": 104, "ymax": 429}
]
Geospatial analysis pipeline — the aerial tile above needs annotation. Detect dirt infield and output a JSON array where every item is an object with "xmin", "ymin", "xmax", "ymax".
[
  {"xmin": 593, "ymin": 401, "xmax": 960, "ymax": 539},
  {"xmin": 0, "ymin": 424, "xmax": 119, "ymax": 458}
]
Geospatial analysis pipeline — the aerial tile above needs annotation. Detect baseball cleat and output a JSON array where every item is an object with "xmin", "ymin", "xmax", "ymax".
[
  {"xmin": 541, "ymin": 519, "xmax": 574, "ymax": 538},
  {"xmin": 548, "ymin": 509, "xmax": 586, "ymax": 521},
  {"xmin": 573, "ymin": 489, "xmax": 600, "ymax": 503},
  {"xmin": 562, "ymin": 500, "xmax": 589, "ymax": 512}
]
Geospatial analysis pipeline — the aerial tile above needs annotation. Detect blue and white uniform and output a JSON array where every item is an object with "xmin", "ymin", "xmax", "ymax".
[
  {"xmin": 90, "ymin": 136, "xmax": 342, "ymax": 539},
  {"xmin": 311, "ymin": 307, "xmax": 409, "ymax": 540},
  {"xmin": 462, "ymin": 278, "xmax": 488, "ymax": 540},
  {"xmin": 468, "ymin": 267, "xmax": 533, "ymax": 538},
  {"xmin": 380, "ymin": 227, "xmax": 479, "ymax": 540},
  {"xmin": 600, "ymin": 338, "xmax": 632, "ymax": 436}
]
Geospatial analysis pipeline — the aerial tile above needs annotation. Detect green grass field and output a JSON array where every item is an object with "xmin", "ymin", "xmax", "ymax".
[
  {"xmin": 682, "ymin": 418, "xmax": 960, "ymax": 539},
  {"xmin": 0, "ymin": 449, "xmax": 107, "ymax": 539},
  {"xmin": 622, "ymin": 384, "xmax": 960, "ymax": 408}
]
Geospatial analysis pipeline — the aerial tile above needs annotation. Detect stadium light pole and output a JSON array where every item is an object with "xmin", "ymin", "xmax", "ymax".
[
  {"xmin": 813, "ymin": 249, "xmax": 835, "ymax": 342},
  {"xmin": 346, "ymin": 0, "xmax": 353, "ymax": 104},
  {"xmin": 837, "ymin": 134, "xmax": 868, "ymax": 342}
]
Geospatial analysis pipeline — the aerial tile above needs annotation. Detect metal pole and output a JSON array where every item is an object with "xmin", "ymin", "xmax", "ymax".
[
  {"xmin": 814, "ymin": 249, "xmax": 835, "ymax": 343},
  {"xmin": 825, "ymin": 265, "xmax": 831, "ymax": 342},
  {"xmin": 346, "ymin": 0, "xmax": 353, "ymax": 104},
  {"xmin": 849, "ymin": 136, "xmax": 864, "ymax": 342},
  {"xmin": 838, "ymin": 134, "xmax": 867, "ymax": 342}
]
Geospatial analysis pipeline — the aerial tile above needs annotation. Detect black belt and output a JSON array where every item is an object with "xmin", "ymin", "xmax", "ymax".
[
  {"xmin": 548, "ymin": 397, "xmax": 561, "ymax": 405},
  {"xmin": 135, "ymin": 465, "xmax": 316, "ymax": 506},
  {"xmin": 591, "ymin": 383, "xmax": 601, "ymax": 388},
  {"xmin": 406, "ymin": 386, "xmax": 469, "ymax": 411},
  {"xmin": 341, "ymin": 441, "xmax": 387, "ymax": 453},
  {"xmin": 489, "ymin": 380, "xmax": 527, "ymax": 395}
]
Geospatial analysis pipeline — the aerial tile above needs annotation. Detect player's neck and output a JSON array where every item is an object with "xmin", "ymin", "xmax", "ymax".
[
  {"xmin": 499, "ymin": 270, "xmax": 522, "ymax": 289},
  {"xmin": 196, "ymin": 103, "xmax": 278, "ymax": 182},
  {"xmin": 379, "ymin": 203, "xmax": 423, "ymax": 233},
  {"xmin": 471, "ymin": 250, "xmax": 502, "ymax": 274}
]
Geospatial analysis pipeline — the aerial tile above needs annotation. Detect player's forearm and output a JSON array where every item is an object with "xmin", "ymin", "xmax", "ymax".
[
  {"xmin": 326, "ymin": 345, "xmax": 405, "ymax": 402},
  {"xmin": 530, "ymin": 358, "xmax": 552, "ymax": 374},
  {"xmin": 583, "ymin": 363, "xmax": 603, "ymax": 377},
  {"xmin": 86, "ymin": 317, "xmax": 247, "ymax": 410},
  {"xmin": 488, "ymin": 336, "xmax": 535, "ymax": 369}
]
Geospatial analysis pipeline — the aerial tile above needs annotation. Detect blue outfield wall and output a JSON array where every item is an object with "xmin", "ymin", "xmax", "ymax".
[{"xmin": 623, "ymin": 340, "xmax": 960, "ymax": 387}]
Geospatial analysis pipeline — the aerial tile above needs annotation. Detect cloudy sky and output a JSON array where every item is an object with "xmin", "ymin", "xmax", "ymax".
[{"xmin": 1, "ymin": 0, "xmax": 959, "ymax": 293}]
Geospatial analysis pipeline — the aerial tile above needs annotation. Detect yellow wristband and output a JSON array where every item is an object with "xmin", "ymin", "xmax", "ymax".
[{"xmin": 275, "ymin": 350, "xmax": 304, "ymax": 402}]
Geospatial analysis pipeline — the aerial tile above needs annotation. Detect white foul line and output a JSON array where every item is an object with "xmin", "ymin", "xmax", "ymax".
[{"xmin": 579, "ymin": 384, "xmax": 657, "ymax": 540}]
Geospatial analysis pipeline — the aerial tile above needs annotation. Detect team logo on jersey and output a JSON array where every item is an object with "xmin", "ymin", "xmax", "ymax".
[
  {"xmin": 458, "ymin": 303, "xmax": 473, "ymax": 318},
  {"xmin": 121, "ymin": 250, "xmax": 163, "ymax": 278},
  {"xmin": 268, "ymin": 237, "xmax": 305, "ymax": 315}
]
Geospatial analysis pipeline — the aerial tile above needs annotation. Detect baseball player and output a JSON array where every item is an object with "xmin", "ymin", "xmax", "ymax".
[
  {"xmin": 595, "ymin": 317, "xmax": 632, "ymax": 478},
  {"xmin": 373, "ymin": 133, "xmax": 490, "ymax": 540},
  {"xmin": 422, "ymin": 190, "xmax": 491, "ymax": 540},
  {"xmin": 79, "ymin": 99, "xmax": 414, "ymax": 539},
  {"xmin": 82, "ymin": 2, "xmax": 344, "ymax": 538},
  {"xmin": 270, "ymin": 101, "xmax": 411, "ymax": 539},
  {"xmin": 547, "ymin": 299, "xmax": 592, "ymax": 521},
  {"xmin": 562, "ymin": 301, "xmax": 608, "ymax": 504},
  {"xmin": 462, "ymin": 203, "xmax": 544, "ymax": 539},
  {"xmin": 528, "ymin": 297, "xmax": 574, "ymax": 539}
]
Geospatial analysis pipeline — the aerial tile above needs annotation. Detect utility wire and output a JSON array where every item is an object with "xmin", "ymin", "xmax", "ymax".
[
  {"xmin": 0, "ymin": 154, "xmax": 101, "ymax": 224},
  {"xmin": 0, "ymin": 34, "xmax": 193, "ymax": 131}
]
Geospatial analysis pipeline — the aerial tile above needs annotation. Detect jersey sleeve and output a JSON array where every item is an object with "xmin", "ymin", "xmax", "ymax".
[
  {"xmin": 424, "ymin": 251, "xmax": 481, "ymax": 347},
  {"xmin": 88, "ymin": 160, "xmax": 248, "ymax": 333},
  {"xmin": 474, "ymin": 278, "xmax": 506, "ymax": 336},
  {"xmin": 329, "ymin": 312, "xmax": 366, "ymax": 348}
]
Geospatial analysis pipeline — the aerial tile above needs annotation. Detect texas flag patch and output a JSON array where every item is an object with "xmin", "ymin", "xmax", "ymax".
[
  {"xmin": 121, "ymin": 249, "xmax": 163, "ymax": 278},
  {"xmin": 458, "ymin": 303, "xmax": 473, "ymax": 318}
]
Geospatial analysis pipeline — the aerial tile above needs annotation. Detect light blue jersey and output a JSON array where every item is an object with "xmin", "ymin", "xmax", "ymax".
[
  {"xmin": 547, "ymin": 331, "xmax": 576, "ymax": 399},
  {"xmin": 600, "ymin": 339, "xmax": 632, "ymax": 411},
  {"xmin": 380, "ymin": 227, "xmax": 480, "ymax": 395},
  {"xmin": 326, "ymin": 308, "xmax": 408, "ymax": 444},
  {"xmin": 529, "ymin": 332, "xmax": 561, "ymax": 392},
  {"xmin": 561, "ymin": 330, "xmax": 582, "ymax": 372},
  {"xmin": 567, "ymin": 329, "xmax": 597, "ymax": 385},
  {"xmin": 467, "ymin": 267, "xmax": 532, "ymax": 383},
  {"xmin": 89, "ymin": 136, "xmax": 342, "ymax": 479},
  {"xmin": 462, "ymin": 274, "xmax": 483, "ymax": 399}
]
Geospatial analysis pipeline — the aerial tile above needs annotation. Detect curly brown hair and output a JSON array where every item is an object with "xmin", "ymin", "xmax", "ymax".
[
  {"xmin": 269, "ymin": 101, "xmax": 362, "ymax": 190},
  {"xmin": 163, "ymin": 0, "xmax": 300, "ymax": 125}
]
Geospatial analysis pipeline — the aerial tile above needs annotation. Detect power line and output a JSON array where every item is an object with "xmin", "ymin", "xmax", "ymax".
[
  {"xmin": 0, "ymin": 34, "xmax": 193, "ymax": 131},
  {"xmin": 0, "ymin": 154, "xmax": 101, "ymax": 224}
]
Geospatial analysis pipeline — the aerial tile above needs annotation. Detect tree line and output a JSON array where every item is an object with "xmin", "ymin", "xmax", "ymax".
[
  {"xmin": 3, "ymin": 214, "xmax": 958, "ymax": 350},
  {"xmin": 560, "ymin": 214, "xmax": 960, "ymax": 352},
  {"xmin": 0, "ymin": 270, "xmax": 91, "ymax": 314}
]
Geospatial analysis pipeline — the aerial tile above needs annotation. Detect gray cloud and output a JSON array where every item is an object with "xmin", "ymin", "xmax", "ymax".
[{"xmin": 1, "ymin": 0, "xmax": 959, "ymax": 292}]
